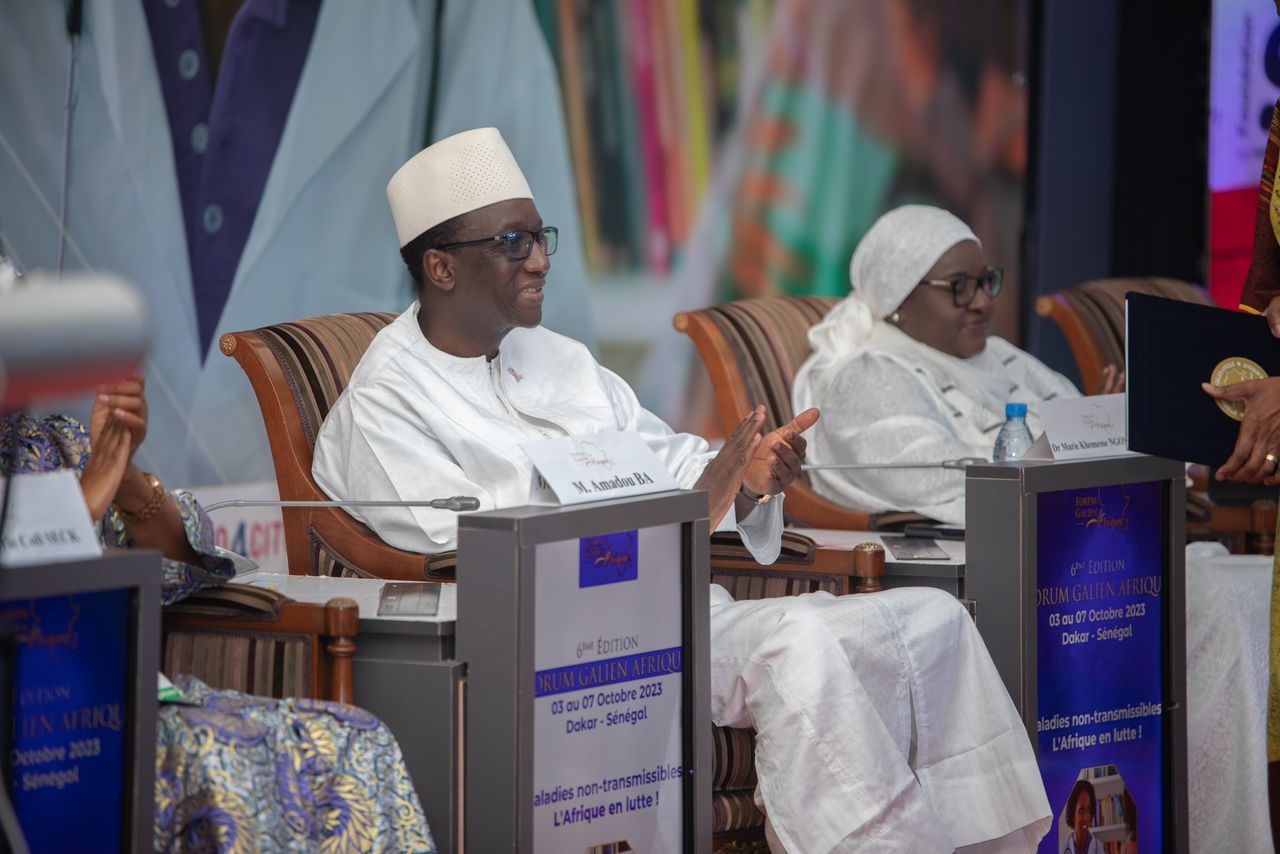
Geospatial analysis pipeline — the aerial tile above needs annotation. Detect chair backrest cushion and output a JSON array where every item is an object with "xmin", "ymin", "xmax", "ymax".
[
  {"xmin": 699, "ymin": 297, "xmax": 838, "ymax": 433},
  {"xmin": 249, "ymin": 312, "xmax": 397, "ymax": 452}
]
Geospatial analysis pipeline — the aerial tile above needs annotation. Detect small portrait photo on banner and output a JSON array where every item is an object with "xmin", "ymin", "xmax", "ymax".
[{"xmin": 1056, "ymin": 766, "xmax": 1138, "ymax": 854}]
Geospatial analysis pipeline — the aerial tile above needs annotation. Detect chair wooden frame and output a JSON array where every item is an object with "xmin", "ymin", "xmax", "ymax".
[
  {"xmin": 711, "ymin": 543, "xmax": 885, "ymax": 594},
  {"xmin": 1034, "ymin": 292, "xmax": 1110, "ymax": 395},
  {"xmin": 674, "ymin": 308, "xmax": 874, "ymax": 530},
  {"xmin": 1185, "ymin": 465, "xmax": 1278, "ymax": 554},
  {"xmin": 162, "ymin": 594, "xmax": 360, "ymax": 703},
  {"xmin": 220, "ymin": 329, "xmax": 429, "ymax": 580}
]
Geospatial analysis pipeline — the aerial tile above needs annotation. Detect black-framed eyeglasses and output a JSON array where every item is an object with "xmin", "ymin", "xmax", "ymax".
[
  {"xmin": 920, "ymin": 266, "xmax": 1003, "ymax": 307},
  {"xmin": 434, "ymin": 226, "xmax": 558, "ymax": 261}
]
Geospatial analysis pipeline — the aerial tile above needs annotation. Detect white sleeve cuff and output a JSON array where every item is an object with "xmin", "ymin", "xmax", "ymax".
[{"xmin": 715, "ymin": 493, "xmax": 784, "ymax": 565}]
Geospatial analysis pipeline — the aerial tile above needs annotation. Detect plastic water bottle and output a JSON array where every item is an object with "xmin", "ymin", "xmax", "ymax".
[{"xmin": 992, "ymin": 402, "xmax": 1034, "ymax": 462}]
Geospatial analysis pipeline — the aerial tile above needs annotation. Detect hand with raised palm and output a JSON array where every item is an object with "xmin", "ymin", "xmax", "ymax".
[
  {"xmin": 696, "ymin": 407, "xmax": 765, "ymax": 525},
  {"xmin": 741, "ymin": 407, "xmax": 821, "ymax": 498},
  {"xmin": 90, "ymin": 373, "xmax": 147, "ymax": 456}
]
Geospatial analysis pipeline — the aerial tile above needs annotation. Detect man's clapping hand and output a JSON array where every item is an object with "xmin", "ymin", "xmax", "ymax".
[
  {"xmin": 695, "ymin": 405, "xmax": 821, "ymax": 525},
  {"xmin": 695, "ymin": 407, "xmax": 764, "ymax": 526},
  {"xmin": 741, "ymin": 407, "xmax": 821, "ymax": 498}
]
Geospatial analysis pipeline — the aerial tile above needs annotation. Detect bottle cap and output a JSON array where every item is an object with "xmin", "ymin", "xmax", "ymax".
[{"xmin": 1005, "ymin": 402, "xmax": 1028, "ymax": 417}]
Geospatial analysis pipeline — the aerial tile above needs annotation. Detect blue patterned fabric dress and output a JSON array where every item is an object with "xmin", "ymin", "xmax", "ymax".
[{"xmin": 1, "ymin": 414, "xmax": 435, "ymax": 853}]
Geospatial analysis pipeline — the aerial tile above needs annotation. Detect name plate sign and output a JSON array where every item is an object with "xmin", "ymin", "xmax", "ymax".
[
  {"xmin": 0, "ymin": 472, "xmax": 101, "ymax": 568},
  {"xmin": 523, "ymin": 432, "xmax": 679, "ymax": 506},
  {"xmin": 1026, "ymin": 394, "xmax": 1134, "ymax": 461}
]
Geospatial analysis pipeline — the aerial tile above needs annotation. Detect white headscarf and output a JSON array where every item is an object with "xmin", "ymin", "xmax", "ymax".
[{"xmin": 793, "ymin": 205, "xmax": 1016, "ymax": 417}]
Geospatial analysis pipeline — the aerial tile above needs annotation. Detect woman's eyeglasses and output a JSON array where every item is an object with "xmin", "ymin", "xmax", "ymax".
[
  {"xmin": 919, "ymin": 267, "xmax": 1004, "ymax": 308},
  {"xmin": 434, "ymin": 226, "xmax": 558, "ymax": 261}
]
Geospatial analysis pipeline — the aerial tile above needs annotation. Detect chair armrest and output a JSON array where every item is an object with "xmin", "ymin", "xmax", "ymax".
[
  {"xmin": 781, "ymin": 480, "xmax": 875, "ymax": 530},
  {"xmin": 710, "ymin": 543, "xmax": 884, "ymax": 594},
  {"xmin": 310, "ymin": 508, "xmax": 431, "ymax": 581},
  {"xmin": 1186, "ymin": 502, "xmax": 1278, "ymax": 535}
]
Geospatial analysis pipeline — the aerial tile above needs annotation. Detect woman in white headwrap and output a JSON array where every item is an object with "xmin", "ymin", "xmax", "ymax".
[{"xmin": 793, "ymin": 205, "xmax": 1119, "ymax": 526}]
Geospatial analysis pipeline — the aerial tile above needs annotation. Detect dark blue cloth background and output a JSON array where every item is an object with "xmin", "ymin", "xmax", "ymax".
[
  {"xmin": 5, "ymin": 589, "xmax": 129, "ymax": 853},
  {"xmin": 1035, "ymin": 482, "xmax": 1165, "ymax": 854}
]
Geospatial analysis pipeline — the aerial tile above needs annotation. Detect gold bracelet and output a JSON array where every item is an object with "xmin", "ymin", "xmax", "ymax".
[{"xmin": 115, "ymin": 472, "xmax": 166, "ymax": 524}]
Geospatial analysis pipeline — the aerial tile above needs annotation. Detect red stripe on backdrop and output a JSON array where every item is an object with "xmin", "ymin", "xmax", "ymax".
[{"xmin": 1210, "ymin": 187, "xmax": 1260, "ymax": 308}]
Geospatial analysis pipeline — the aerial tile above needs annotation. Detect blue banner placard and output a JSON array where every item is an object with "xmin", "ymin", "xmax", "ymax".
[
  {"xmin": 579, "ymin": 530, "xmax": 639, "ymax": 588},
  {"xmin": 1036, "ymin": 482, "xmax": 1164, "ymax": 854},
  {"xmin": 1, "ymin": 589, "xmax": 130, "ymax": 853},
  {"xmin": 535, "ymin": 646, "xmax": 682, "ymax": 698},
  {"xmin": 533, "ymin": 523, "xmax": 687, "ymax": 850}
]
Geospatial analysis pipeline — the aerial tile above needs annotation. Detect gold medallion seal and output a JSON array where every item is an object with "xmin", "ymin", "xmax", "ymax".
[{"xmin": 1210, "ymin": 356, "xmax": 1269, "ymax": 421}]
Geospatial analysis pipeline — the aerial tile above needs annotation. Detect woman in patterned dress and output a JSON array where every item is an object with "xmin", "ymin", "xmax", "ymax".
[
  {"xmin": 0, "ymin": 376, "xmax": 435, "ymax": 853},
  {"xmin": 1206, "ymin": 89, "xmax": 1280, "ymax": 854}
]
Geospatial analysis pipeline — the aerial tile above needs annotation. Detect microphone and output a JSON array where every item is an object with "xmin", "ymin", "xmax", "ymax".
[
  {"xmin": 203, "ymin": 497, "xmax": 483, "ymax": 513},
  {"xmin": 0, "ymin": 274, "xmax": 149, "ymax": 412},
  {"xmin": 66, "ymin": 0, "xmax": 84, "ymax": 37},
  {"xmin": 803, "ymin": 457, "xmax": 987, "ymax": 472}
]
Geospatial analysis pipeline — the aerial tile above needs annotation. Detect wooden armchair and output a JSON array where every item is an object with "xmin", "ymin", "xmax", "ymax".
[
  {"xmin": 219, "ymin": 314, "xmax": 430, "ymax": 579},
  {"xmin": 674, "ymin": 296, "xmax": 877, "ymax": 530},
  {"xmin": 161, "ymin": 585, "xmax": 359, "ymax": 703},
  {"xmin": 1033, "ymin": 276, "xmax": 1216, "ymax": 395}
]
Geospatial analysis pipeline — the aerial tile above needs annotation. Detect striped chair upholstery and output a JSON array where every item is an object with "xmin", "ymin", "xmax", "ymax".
[
  {"xmin": 162, "ymin": 630, "xmax": 313, "ymax": 698},
  {"xmin": 710, "ymin": 571, "xmax": 842, "ymax": 601},
  {"xmin": 712, "ymin": 790, "xmax": 767, "ymax": 838},
  {"xmin": 674, "ymin": 297, "xmax": 876, "ymax": 530},
  {"xmin": 314, "ymin": 531, "xmax": 378, "ymax": 579},
  {"xmin": 220, "ymin": 314, "xmax": 432, "ymax": 580},
  {"xmin": 676, "ymin": 296, "xmax": 836, "ymax": 438},
  {"xmin": 711, "ymin": 726, "xmax": 760, "ymax": 793},
  {"xmin": 161, "ymin": 590, "xmax": 361, "ymax": 703},
  {"xmin": 710, "ymin": 727, "xmax": 763, "ymax": 837},
  {"xmin": 1034, "ymin": 277, "xmax": 1215, "ymax": 395},
  {"xmin": 234, "ymin": 313, "xmax": 396, "ymax": 450}
]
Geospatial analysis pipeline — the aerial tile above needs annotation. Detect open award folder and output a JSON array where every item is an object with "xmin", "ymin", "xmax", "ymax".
[{"xmin": 1127, "ymin": 292, "xmax": 1280, "ymax": 465}]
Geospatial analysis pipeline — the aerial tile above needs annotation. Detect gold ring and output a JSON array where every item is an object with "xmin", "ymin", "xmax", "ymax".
[{"xmin": 1267, "ymin": 453, "xmax": 1279, "ymax": 467}]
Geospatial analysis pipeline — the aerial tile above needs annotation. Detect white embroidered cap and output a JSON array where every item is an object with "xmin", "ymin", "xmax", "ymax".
[{"xmin": 386, "ymin": 127, "xmax": 534, "ymax": 247}]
